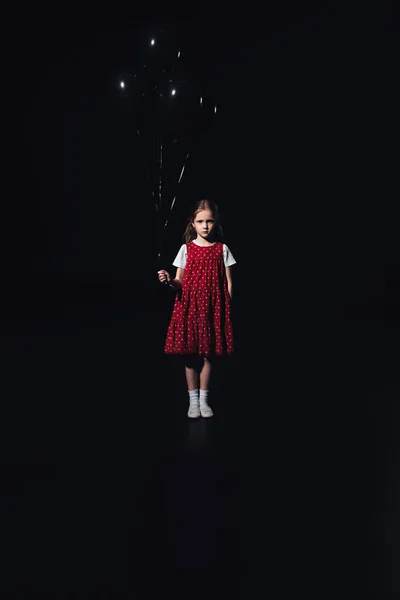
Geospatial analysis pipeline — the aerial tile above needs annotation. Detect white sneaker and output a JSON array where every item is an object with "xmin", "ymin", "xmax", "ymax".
[
  {"xmin": 200, "ymin": 403, "xmax": 213, "ymax": 418},
  {"xmin": 188, "ymin": 402, "xmax": 201, "ymax": 419}
]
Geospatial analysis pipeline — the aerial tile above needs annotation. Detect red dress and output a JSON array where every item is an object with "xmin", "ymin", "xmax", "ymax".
[{"xmin": 164, "ymin": 241, "xmax": 234, "ymax": 356}]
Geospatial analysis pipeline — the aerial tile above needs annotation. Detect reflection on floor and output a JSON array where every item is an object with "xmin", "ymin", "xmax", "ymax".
[{"xmin": 1, "ymin": 303, "xmax": 399, "ymax": 598}]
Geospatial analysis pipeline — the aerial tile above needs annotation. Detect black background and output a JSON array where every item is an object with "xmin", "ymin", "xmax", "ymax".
[
  {"xmin": 1, "ymin": 2, "xmax": 399, "ymax": 598},
  {"xmin": 3, "ymin": 3, "xmax": 396, "ymax": 299}
]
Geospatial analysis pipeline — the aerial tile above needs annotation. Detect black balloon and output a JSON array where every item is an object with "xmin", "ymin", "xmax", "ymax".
[{"xmin": 116, "ymin": 27, "xmax": 219, "ymax": 267}]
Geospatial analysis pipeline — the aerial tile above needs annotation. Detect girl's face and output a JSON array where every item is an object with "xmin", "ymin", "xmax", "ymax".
[{"xmin": 192, "ymin": 209, "xmax": 216, "ymax": 241}]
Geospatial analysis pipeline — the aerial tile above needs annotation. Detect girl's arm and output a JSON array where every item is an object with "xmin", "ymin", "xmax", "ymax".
[
  {"xmin": 225, "ymin": 266, "xmax": 233, "ymax": 300},
  {"xmin": 169, "ymin": 267, "xmax": 185, "ymax": 291}
]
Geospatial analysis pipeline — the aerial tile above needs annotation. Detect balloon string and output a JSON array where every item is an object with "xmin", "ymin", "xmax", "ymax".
[
  {"xmin": 157, "ymin": 152, "xmax": 190, "ymax": 263},
  {"xmin": 164, "ymin": 152, "xmax": 190, "ymax": 227},
  {"xmin": 144, "ymin": 164, "xmax": 158, "ymax": 213},
  {"xmin": 158, "ymin": 134, "xmax": 163, "ymax": 212}
]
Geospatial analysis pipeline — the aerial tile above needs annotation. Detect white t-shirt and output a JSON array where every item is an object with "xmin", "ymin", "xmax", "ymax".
[{"xmin": 172, "ymin": 242, "xmax": 237, "ymax": 269}]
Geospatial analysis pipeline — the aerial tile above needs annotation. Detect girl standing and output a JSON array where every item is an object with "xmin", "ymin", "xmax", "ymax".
[{"xmin": 157, "ymin": 199, "xmax": 236, "ymax": 418}]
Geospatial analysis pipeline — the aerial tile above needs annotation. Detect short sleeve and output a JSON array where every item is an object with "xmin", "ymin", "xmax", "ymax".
[
  {"xmin": 223, "ymin": 244, "xmax": 237, "ymax": 267},
  {"xmin": 172, "ymin": 244, "xmax": 187, "ymax": 269}
]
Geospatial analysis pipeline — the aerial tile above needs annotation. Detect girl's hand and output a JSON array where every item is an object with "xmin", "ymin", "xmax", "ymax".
[{"xmin": 157, "ymin": 270, "xmax": 171, "ymax": 284}]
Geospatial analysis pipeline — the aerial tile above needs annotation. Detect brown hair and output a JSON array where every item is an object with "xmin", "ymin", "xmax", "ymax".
[{"xmin": 182, "ymin": 199, "xmax": 224, "ymax": 244}]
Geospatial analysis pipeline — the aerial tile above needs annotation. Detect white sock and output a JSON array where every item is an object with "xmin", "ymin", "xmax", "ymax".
[
  {"xmin": 188, "ymin": 389, "xmax": 199, "ymax": 404},
  {"xmin": 199, "ymin": 389, "xmax": 210, "ymax": 406}
]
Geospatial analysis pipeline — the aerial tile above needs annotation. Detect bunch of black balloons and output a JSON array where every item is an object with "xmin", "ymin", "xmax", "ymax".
[{"xmin": 116, "ymin": 28, "xmax": 219, "ymax": 262}]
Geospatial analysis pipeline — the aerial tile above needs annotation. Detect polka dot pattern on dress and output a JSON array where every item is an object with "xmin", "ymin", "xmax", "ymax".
[{"xmin": 164, "ymin": 241, "xmax": 234, "ymax": 357}]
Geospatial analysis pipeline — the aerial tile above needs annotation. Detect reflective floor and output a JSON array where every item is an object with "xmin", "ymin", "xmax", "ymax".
[{"xmin": 1, "ymin": 287, "xmax": 399, "ymax": 598}]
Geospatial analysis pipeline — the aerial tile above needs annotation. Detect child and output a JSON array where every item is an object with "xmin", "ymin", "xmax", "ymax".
[{"xmin": 157, "ymin": 199, "xmax": 236, "ymax": 419}]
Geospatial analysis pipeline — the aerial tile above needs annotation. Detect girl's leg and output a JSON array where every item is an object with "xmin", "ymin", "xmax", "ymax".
[
  {"xmin": 199, "ymin": 356, "xmax": 214, "ymax": 417},
  {"xmin": 185, "ymin": 356, "xmax": 201, "ymax": 419},
  {"xmin": 185, "ymin": 355, "xmax": 200, "ymax": 391},
  {"xmin": 199, "ymin": 355, "xmax": 213, "ymax": 390}
]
